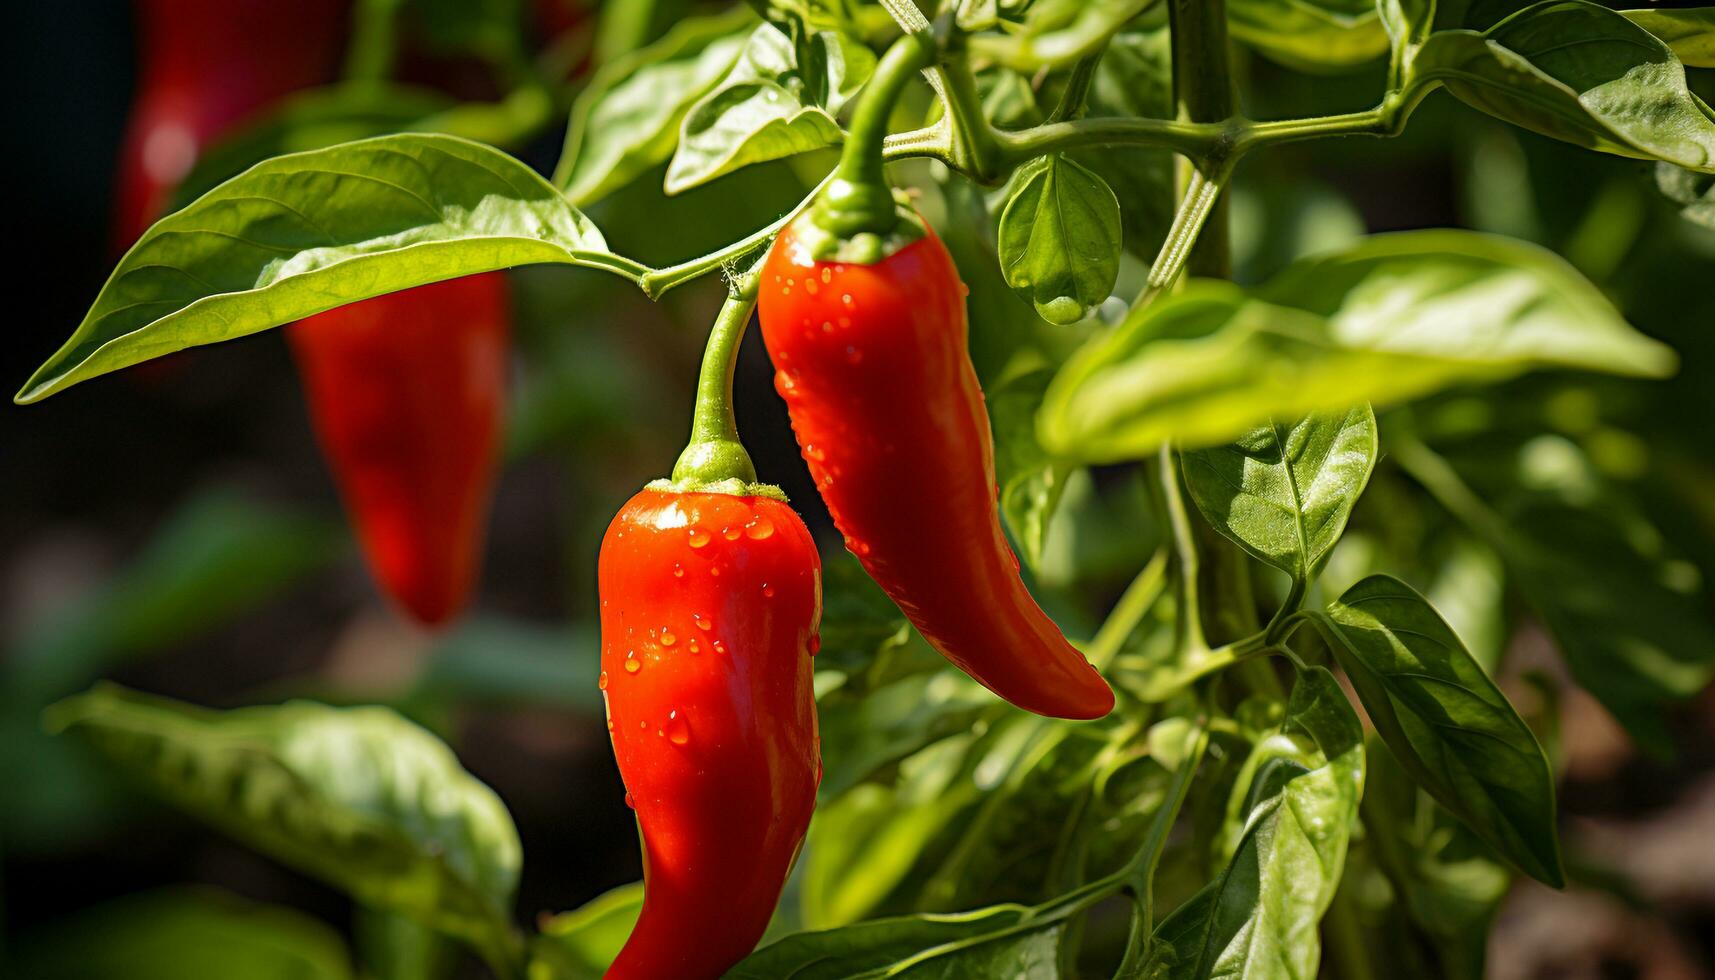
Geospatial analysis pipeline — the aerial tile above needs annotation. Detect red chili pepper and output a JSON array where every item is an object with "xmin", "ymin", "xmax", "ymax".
[
  {"xmin": 115, "ymin": 0, "xmax": 348, "ymax": 248},
  {"xmin": 758, "ymin": 217, "xmax": 1115, "ymax": 720},
  {"xmin": 288, "ymin": 274, "xmax": 510, "ymax": 626},
  {"xmin": 599, "ymin": 487, "xmax": 821, "ymax": 979}
]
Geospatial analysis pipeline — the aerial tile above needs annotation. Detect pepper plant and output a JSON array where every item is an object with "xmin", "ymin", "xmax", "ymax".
[{"xmin": 17, "ymin": 0, "xmax": 1715, "ymax": 977}]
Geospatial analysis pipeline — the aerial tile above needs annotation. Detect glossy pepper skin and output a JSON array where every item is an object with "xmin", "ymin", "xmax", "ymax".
[
  {"xmin": 115, "ymin": 0, "xmax": 348, "ymax": 248},
  {"xmin": 599, "ymin": 487, "xmax": 821, "ymax": 979},
  {"xmin": 289, "ymin": 274, "xmax": 510, "ymax": 626},
  {"xmin": 757, "ymin": 217, "xmax": 1114, "ymax": 720}
]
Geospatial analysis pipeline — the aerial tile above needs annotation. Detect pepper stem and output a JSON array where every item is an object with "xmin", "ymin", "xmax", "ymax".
[
  {"xmin": 670, "ymin": 275, "xmax": 760, "ymax": 487},
  {"xmin": 812, "ymin": 31, "xmax": 937, "ymax": 242}
]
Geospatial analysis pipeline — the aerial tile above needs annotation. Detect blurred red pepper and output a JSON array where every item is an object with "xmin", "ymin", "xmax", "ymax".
[
  {"xmin": 114, "ymin": 0, "xmax": 348, "ymax": 249},
  {"xmin": 598, "ymin": 489, "xmax": 820, "ymax": 979},
  {"xmin": 758, "ymin": 217, "xmax": 1115, "ymax": 720},
  {"xmin": 288, "ymin": 274, "xmax": 511, "ymax": 626}
]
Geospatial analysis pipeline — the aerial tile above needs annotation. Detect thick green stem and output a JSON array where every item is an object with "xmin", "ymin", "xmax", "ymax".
[
  {"xmin": 813, "ymin": 32, "xmax": 937, "ymax": 242},
  {"xmin": 670, "ymin": 278, "xmax": 760, "ymax": 488},
  {"xmin": 1169, "ymin": 0, "xmax": 1234, "ymax": 280},
  {"xmin": 1158, "ymin": 447, "xmax": 1209, "ymax": 654}
]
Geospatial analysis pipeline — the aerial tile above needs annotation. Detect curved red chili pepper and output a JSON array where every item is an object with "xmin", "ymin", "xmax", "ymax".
[
  {"xmin": 757, "ymin": 217, "xmax": 1114, "ymax": 720},
  {"xmin": 115, "ymin": 0, "xmax": 348, "ymax": 249},
  {"xmin": 599, "ymin": 487, "xmax": 821, "ymax": 979},
  {"xmin": 288, "ymin": 274, "xmax": 510, "ymax": 626}
]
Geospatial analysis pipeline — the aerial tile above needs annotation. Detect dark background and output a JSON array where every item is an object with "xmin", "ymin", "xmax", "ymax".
[{"xmin": 4, "ymin": 3, "xmax": 1715, "ymax": 978}]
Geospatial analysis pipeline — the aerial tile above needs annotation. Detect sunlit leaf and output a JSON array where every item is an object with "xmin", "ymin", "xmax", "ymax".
[
  {"xmin": 998, "ymin": 155, "xmax": 1122, "ymax": 325},
  {"xmin": 1229, "ymin": 0, "xmax": 1390, "ymax": 73},
  {"xmin": 19, "ymin": 135, "xmax": 616, "ymax": 404},
  {"xmin": 529, "ymin": 883, "xmax": 644, "ymax": 980},
  {"xmin": 1183, "ymin": 406, "xmax": 1378, "ymax": 581},
  {"xmin": 1039, "ymin": 231, "xmax": 1675, "ymax": 461}
]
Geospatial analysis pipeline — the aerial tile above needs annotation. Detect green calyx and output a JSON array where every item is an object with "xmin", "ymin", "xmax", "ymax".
[
  {"xmin": 663, "ymin": 270, "xmax": 785, "ymax": 501},
  {"xmin": 800, "ymin": 193, "xmax": 927, "ymax": 263},
  {"xmin": 647, "ymin": 475, "xmax": 789, "ymax": 502}
]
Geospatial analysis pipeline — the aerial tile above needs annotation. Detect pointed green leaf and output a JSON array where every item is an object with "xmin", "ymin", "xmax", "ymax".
[
  {"xmin": 19, "ymin": 134, "xmax": 618, "ymax": 404},
  {"xmin": 1319, "ymin": 574, "xmax": 1564, "ymax": 885},
  {"xmin": 46, "ymin": 685, "xmax": 522, "ymax": 960},
  {"xmin": 1145, "ymin": 667, "xmax": 1364, "ymax": 980},
  {"xmin": 1621, "ymin": 7, "xmax": 1715, "ymax": 68},
  {"xmin": 1039, "ymin": 230, "xmax": 1675, "ymax": 461},
  {"xmin": 1415, "ymin": 1, "xmax": 1715, "ymax": 171},
  {"xmin": 998, "ymin": 154, "xmax": 1123, "ymax": 325},
  {"xmin": 553, "ymin": 8, "xmax": 755, "ymax": 205},
  {"xmin": 664, "ymin": 24, "xmax": 863, "ymax": 195},
  {"xmin": 1183, "ymin": 406, "xmax": 1378, "ymax": 580}
]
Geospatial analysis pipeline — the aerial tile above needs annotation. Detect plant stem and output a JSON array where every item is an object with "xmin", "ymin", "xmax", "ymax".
[
  {"xmin": 1086, "ymin": 550, "xmax": 1169, "ymax": 669},
  {"xmin": 1157, "ymin": 447, "xmax": 1208, "ymax": 655},
  {"xmin": 1047, "ymin": 53, "xmax": 1104, "ymax": 125},
  {"xmin": 344, "ymin": 0, "xmax": 404, "ymax": 82},
  {"xmin": 814, "ymin": 32, "xmax": 937, "ymax": 238},
  {"xmin": 670, "ymin": 275, "xmax": 761, "ymax": 487},
  {"xmin": 1112, "ymin": 724, "xmax": 1211, "ymax": 977},
  {"xmin": 1168, "ymin": 0, "xmax": 1234, "ymax": 281}
]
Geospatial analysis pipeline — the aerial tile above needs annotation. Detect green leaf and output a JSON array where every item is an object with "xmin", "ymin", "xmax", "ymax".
[
  {"xmin": 729, "ymin": 905, "xmax": 1064, "ymax": 978},
  {"xmin": 12, "ymin": 887, "xmax": 352, "ymax": 980},
  {"xmin": 1656, "ymin": 161, "xmax": 1715, "ymax": 229},
  {"xmin": 1622, "ymin": 7, "xmax": 1715, "ymax": 68},
  {"xmin": 171, "ymin": 84, "xmax": 458, "ymax": 209},
  {"xmin": 1381, "ymin": 0, "xmax": 1437, "ymax": 50},
  {"xmin": 1319, "ymin": 574, "xmax": 1564, "ymax": 885},
  {"xmin": 1414, "ymin": 0, "xmax": 1715, "ymax": 172},
  {"xmin": 664, "ymin": 24, "xmax": 863, "ymax": 195},
  {"xmin": 528, "ymin": 883, "xmax": 644, "ymax": 980},
  {"xmin": 1183, "ymin": 406, "xmax": 1378, "ymax": 581},
  {"xmin": 1039, "ymin": 230, "xmax": 1675, "ymax": 462},
  {"xmin": 554, "ymin": 8, "xmax": 755, "ymax": 205},
  {"xmin": 1145, "ymin": 667, "xmax": 1364, "ymax": 980},
  {"xmin": 991, "ymin": 369, "xmax": 1074, "ymax": 572},
  {"xmin": 45, "ymin": 685, "xmax": 522, "ymax": 962},
  {"xmin": 998, "ymin": 155, "xmax": 1123, "ymax": 325},
  {"xmin": 18, "ymin": 134, "xmax": 614, "ymax": 404},
  {"xmin": 1228, "ymin": 0, "xmax": 1390, "ymax": 73}
]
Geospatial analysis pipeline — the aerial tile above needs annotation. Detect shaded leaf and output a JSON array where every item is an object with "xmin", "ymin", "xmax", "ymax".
[
  {"xmin": 12, "ymin": 887, "xmax": 351, "ymax": 980},
  {"xmin": 1183, "ymin": 406, "xmax": 1378, "ymax": 580},
  {"xmin": 1320, "ymin": 574, "xmax": 1564, "ymax": 885},
  {"xmin": 1415, "ymin": 1, "xmax": 1715, "ymax": 172},
  {"xmin": 554, "ymin": 8, "xmax": 755, "ymax": 205},
  {"xmin": 991, "ymin": 368, "xmax": 1074, "ymax": 571},
  {"xmin": 528, "ymin": 883, "xmax": 643, "ymax": 980},
  {"xmin": 1145, "ymin": 667, "xmax": 1364, "ymax": 980},
  {"xmin": 46, "ymin": 686, "xmax": 522, "ymax": 959},
  {"xmin": 1228, "ymin": 0, "xmax": 1390, "ymax": 73}
]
